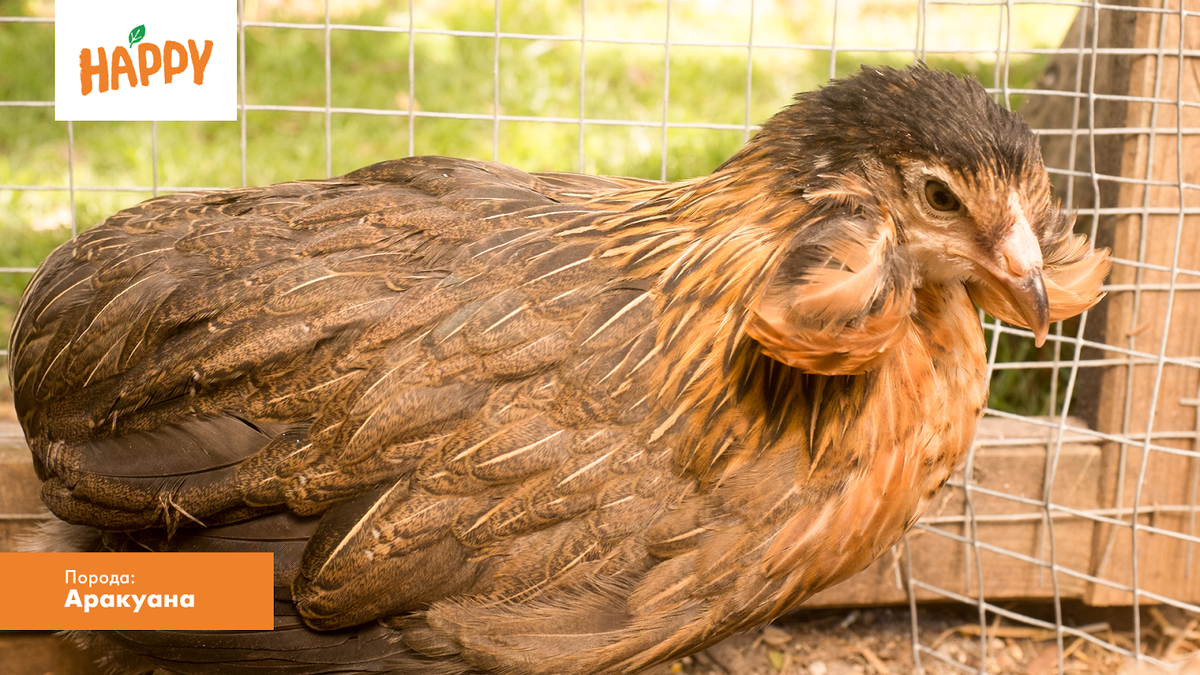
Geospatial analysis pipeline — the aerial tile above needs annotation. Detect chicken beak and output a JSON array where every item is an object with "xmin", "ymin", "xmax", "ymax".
[
  {"xmin": 1001, "ymin": 269, "xmax": 1050, "ymax": 347},
  {"xmin": 985, "ymin": 193, "xmax": 1050, "ymax": 347}
]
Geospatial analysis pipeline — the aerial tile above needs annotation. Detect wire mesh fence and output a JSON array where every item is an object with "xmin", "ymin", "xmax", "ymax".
[{"xmin": 1, "ymin": 0, "xmax": 1199, "ymax": 673}]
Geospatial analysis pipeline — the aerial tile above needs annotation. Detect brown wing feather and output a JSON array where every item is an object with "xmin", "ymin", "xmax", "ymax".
[{"xmin": 13, "ymin": 157, "xmax": 704, "ymax": 674}]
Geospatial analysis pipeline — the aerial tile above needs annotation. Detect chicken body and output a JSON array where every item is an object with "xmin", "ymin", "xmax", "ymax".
[{"xmin": 9, "ymin": 66, "xmax": 1107, "ymax": 674}]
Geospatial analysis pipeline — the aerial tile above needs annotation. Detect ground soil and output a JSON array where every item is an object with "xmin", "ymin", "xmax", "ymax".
[{"xmin": 675, "ymin": 604, "xmax": 1200, "ymax": 675}]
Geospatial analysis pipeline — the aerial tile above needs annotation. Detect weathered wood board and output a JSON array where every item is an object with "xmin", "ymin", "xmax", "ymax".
[
  {"xmin": 1071, "ymin": 0, "xmax": 1200, "ymax": 607},
  {"xmin": 0, "ymin": 421, "xmax": 46, "ymax": 553},
  {"xmin": 0, "ymin": 421, "xmax": 97, "ymax": 674},
  {"xmin": 991, "ymin": 0, "xmax": 1200, "ymax": 608}
]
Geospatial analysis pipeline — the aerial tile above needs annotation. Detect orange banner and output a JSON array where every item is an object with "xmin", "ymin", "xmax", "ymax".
[{"xmin": 0, "ymin": 552, "xmax": 274, "ymax": 630}]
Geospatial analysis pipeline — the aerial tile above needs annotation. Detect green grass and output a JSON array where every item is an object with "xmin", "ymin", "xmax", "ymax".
[
  {"xmin": 984, "ymin": 315, "xmax": 1089, "ymax": 418},
  {"xmin": 0, "ymin": 0, "xmax": 1077, "ymax": 415}
]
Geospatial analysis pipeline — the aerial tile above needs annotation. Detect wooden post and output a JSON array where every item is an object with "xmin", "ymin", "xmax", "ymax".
[
  {"xmin": 1083, "ymin": 0, "xmax": 1200, "ymax": 606},
  {"xmin": 987, "ymin": 0, "xmax": 1200, "ymax": 607}
]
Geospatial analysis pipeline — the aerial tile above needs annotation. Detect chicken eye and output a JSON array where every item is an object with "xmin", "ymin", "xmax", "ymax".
[{"xmin": 924, "ymin": 180, "xmax": 960, "ymax": 212}]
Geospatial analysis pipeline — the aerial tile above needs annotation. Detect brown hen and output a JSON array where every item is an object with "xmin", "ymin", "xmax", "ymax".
[{"xmin": 9, "ymin": 65, "xmax": 1108, "ymax": 675}]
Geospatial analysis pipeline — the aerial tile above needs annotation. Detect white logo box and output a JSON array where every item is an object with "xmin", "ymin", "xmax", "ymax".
[{"xmin": 55, "ymin": 0, "xmax": 237, "ymax": 121}]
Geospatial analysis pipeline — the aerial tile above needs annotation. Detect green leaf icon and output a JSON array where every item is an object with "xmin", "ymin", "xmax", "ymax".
[{"xmin": 128, "ymin": 24, "xmax": 145, "ymax": 49}]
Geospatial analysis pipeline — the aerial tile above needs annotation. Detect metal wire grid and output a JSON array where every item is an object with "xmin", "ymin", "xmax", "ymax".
[
  {"xmin": 916, "ymin": 2, "xmax": 1200, "ymax": 673},
  {"xmin": 1, "ymin": 1, "xmax": 1199, "ymax": 673}
]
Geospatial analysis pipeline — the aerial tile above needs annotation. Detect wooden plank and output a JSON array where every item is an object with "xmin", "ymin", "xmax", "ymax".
[
  {"xmin": 0, "ymin": 421, "xmax": 47, "ymax": 553},
  {"xmin": 807, "ymin": 417, "xmax": 1102, "ymax": 607},
  {"xmin": 1085, "ymin": 0, "xmax": 1200, "ymax": 606},
  {"xmin": 0, "ymin": 420, "xmax": 99, "ymax": 675}
]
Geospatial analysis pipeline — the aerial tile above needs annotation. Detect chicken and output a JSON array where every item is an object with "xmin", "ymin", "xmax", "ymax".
[{"xmin": 9, "ymin": 65, "xmax": 1108, "ymax": 675}]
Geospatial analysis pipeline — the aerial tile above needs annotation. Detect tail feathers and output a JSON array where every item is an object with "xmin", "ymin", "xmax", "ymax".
[{"xmin": 31, "ymin": 415, "xmax": 299, "ymax": 534}]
